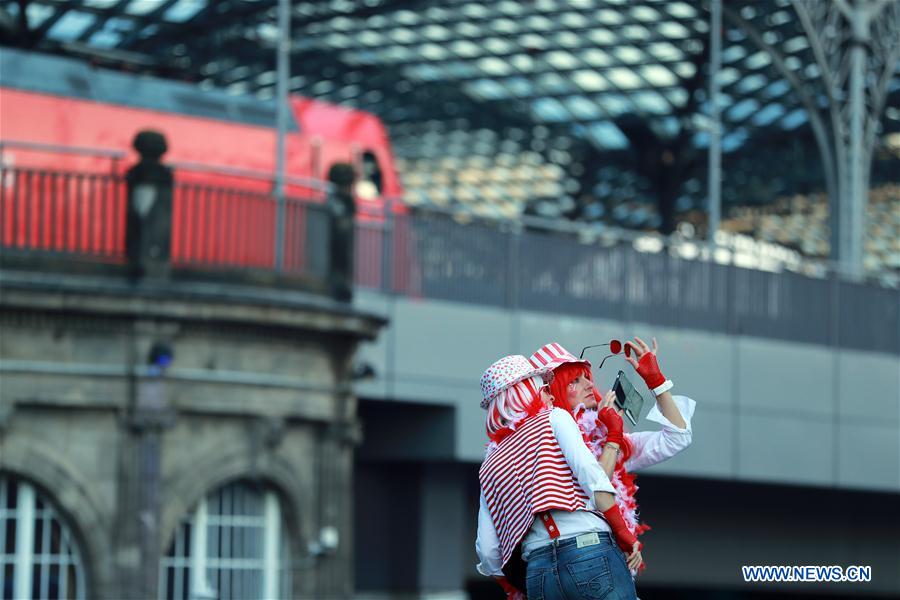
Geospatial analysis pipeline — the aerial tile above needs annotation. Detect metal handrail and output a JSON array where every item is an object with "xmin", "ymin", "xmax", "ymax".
[
  {"xmin": 0, "ymin": 139, "xmax": 127, "ymax": 159},
  {"xmin": 392, "ymin": 200, "xmax": 899, "ymax": 288},
  {"xmin": 170, "ymin": 161, "xmax": 331, "ymax": 192},
  {"xmin": 0, "ymin": 162, "xmax": 894, "ymax": 288},
  {"xmin": 0, "ymin": 139, "xmax": 331, "ymax": 192}
]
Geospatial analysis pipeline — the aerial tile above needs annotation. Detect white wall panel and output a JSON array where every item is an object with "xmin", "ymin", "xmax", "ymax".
[
  {"xmin": 392, "ymin": 298, "xmax": 512, "ymax": 382},
  {"xmin": 738, "ymin": 338, "xmax": 834, "ymax": 418},
  {"xmin": 738, "ymin": 414, "xmax": 833, "ymax": 485},
  {"xmin": 354, "ymin": 295, "xmax": 900, "ymax": 491},
  {"xmin": 637, "ymin": 405, "xmax": 735, "ymax": 478},
  {"xmin": 837, "ymin": 350, "xmax": 900, "ymax": 422},
  {"xmin": 838, "ymin": 423, "xmax": 900, "ymax": 491}
]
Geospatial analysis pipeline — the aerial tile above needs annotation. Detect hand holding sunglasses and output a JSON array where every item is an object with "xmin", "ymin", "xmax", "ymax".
[{"xmin": 623, "ymin": 336, "xmax": 672, "ymax": 396}]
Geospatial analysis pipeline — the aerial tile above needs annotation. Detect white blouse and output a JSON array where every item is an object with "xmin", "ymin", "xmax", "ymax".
[
  {"xmin": 475, "ymin": 396, "xmax": 696, "ymax": 576},
  {"xmin": 625, "ymin": 394, "xmax": 695, "ymax": 472}
]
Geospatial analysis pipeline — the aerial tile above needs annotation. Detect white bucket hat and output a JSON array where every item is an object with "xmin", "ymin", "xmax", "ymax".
[
  {"xmin": 528, "ymin": 342, "xmax": 591, "ymax": 371},
  {"xmin": 480, "ymin": 354, "xmax": 552, "ymax": 409}
]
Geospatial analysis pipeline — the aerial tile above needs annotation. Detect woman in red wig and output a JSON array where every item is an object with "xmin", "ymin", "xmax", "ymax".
[
  {"xmin": 475, "ymin": 354, "xmax": 643, "ymax": 599},
  {"xmin": 530, "ymin": 337, "xmax": 695, "ymax": 576}
]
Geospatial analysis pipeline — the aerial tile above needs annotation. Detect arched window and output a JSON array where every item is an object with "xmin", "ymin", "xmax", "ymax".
[
  {"xmin": 0, "ymin": 475, "xmax": 88, "ymax": 600},
  {"xmin": 159, "ymin": 480, "xmax": 292, "ymax": 600}
]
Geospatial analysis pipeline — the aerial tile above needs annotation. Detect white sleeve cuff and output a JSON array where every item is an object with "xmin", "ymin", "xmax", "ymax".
[
  {"xmin": 476, "ymin": 562, "xmax": 504, "ymax": 577},
  {"xmin": 652, "ymin": 379, "xmax": 674, "ymax": 396},
  {"xmin": 588, "ymin": 477, "xmax": 617, "ymax": 495}
]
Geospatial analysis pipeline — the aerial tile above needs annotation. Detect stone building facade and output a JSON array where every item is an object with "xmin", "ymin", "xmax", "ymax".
[{"xmin": 0, "ymin": 269, "xmax": 384, "ymax": 599}]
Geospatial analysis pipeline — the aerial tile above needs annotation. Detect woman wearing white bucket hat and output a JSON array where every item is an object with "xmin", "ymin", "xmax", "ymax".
[{"xmin": 475, "ymin": 354, "xmax": 641, "ymax": 600}]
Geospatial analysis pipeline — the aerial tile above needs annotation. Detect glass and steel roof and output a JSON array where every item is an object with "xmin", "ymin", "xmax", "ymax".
[{"xmin": 2, "ymin": 0, "xmax": 898, "ymax": 230}]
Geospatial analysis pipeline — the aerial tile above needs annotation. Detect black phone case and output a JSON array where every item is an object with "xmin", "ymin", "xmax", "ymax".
[{"xmin": 612, "ymin": 371, "xmax": 645, "ymax": 426}]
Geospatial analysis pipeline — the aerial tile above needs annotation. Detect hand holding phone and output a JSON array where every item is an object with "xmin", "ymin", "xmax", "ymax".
[{"xmin": 612, "ymin": 370, "xmax": 645, "ymax": 426}]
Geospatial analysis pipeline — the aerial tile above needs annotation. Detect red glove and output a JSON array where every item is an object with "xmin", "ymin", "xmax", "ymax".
[
  {"xmin": 635, "ymin": 352, "xmax": 666, "ymax": 390},
  {"xmin": 602, "ymin": 504, "xmax": 638, "ymax": 554},
  {"xmin": 494, "ymin": 576, "xmax": 525, "ymax": 600},
  {"xmin": 597, "ymin": 407, "xmax": 624, "ymax": 447}
]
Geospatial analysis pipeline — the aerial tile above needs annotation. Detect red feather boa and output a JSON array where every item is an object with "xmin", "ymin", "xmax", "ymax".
[{"xmin": 576, "ymin": 406, "xmax": 650, "ymax": 571}]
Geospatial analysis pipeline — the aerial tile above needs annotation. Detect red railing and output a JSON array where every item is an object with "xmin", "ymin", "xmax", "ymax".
[
  {"xmin": 0, "ymin": 166, "xmax": 331, "ymax": 278},
  {"xmin": 0, "ymin": 168, "xmax": 127, "ymax": 260}
]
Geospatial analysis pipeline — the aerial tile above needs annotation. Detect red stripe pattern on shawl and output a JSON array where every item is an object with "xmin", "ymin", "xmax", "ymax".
[{"xmin": 478, "ymin": 410, "xmax": 590, "ymax": 567}]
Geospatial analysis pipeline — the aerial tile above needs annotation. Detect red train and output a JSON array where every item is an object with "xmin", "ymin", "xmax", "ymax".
[{"xmin": 0, "ymin": 48, "xmax": 403, "ymax": 274}]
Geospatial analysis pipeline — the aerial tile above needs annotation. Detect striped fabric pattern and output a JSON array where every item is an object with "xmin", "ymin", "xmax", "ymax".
[
  {"xmin": 478, "ymin": 410, "xmax": 590, "ymax": 566},
  {"xmin": 529, "ymin": 342, "xmax": 589, "ymax": 371},
  {"xmin": 486, "ymin": 375, "xmax": 546, "ymax": 440},
  {"xmin": 507, "ymin": 376, "xmax": 540, "ymax": 408}
]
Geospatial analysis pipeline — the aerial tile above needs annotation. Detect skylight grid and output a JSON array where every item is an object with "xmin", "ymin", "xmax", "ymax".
[
  {"xmin": 566, "ymin": 96, "xmax": 602, "ymax": 120},
  {"xmin": 125, "ymin": 1, "xmax": 160, "ymax": 16},
  {"xmin": 14, "ymin": 0, "xmax": 870, "ymax": 200},
  {"xmin": 163, "ymin": 0, "xmax": 207, "ymax": 23},
  {"xmin": 573, "ymin": 71, "xmax": 609, "ymax": 92},
  {"xmin": 581, "ymin": 49, "xmax": 613, "ymax": 67},
  {"xmin": 47, "ymin": 11, "xmax": 96, "ymax": 42}
]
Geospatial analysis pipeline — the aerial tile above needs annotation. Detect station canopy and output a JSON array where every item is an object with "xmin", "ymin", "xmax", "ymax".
[{"xmin": 2, "ymin": 0, "xmax": 898, "ymax": 230}]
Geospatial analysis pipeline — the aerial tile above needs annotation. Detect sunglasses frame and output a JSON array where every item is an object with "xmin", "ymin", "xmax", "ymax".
[{"xmin": 579, "ymin": 339, "xmax": 627, "ymax": 371}]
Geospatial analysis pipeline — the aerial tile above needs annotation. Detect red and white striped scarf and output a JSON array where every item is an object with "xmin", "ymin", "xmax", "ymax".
[{"xmin": 478, "ymin": 410, "xmax": 590, "ymax": 567}]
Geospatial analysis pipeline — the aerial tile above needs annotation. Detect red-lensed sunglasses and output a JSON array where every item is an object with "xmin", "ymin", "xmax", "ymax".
[{"xmin": 579, "ymin": 339, "xmax": 629, "ymax": 370}]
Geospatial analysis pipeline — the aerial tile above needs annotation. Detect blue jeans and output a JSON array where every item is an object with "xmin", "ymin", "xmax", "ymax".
[{"xmin": 525, "ymin": 532, "xmax": 637, "ymax": 600}]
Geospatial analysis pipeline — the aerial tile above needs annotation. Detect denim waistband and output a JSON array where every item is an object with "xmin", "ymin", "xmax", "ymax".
[{"xmin": 527, "ymin": 530, "xmax": 615, "ymax": 560}]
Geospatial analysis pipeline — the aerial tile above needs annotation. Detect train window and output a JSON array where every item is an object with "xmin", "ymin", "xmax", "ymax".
[{"xmin": 355, "ymin": 151, "xmax": 383, "ymax": 200}]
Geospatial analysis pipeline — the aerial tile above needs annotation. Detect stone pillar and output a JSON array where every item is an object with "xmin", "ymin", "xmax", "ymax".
[
  {"xmin": 314, "ymin": 349, "xmax": 361, "ymax": 599},
  {"xmin": 327, "ymin": 163, "xmax": 356, "ymax": 302},
  {"xmin": 125, "ymin": 130, "xmax": 173, "ymax": 281},
  {"xmin": 116, "ymin": 327, "xmax": 178, "ymax": 599}
]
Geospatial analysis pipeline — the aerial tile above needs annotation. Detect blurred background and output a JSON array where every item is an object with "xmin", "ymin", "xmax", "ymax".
[{"xmin": 0, "ymin": 0, "xmax": 898, "ymax": 599}]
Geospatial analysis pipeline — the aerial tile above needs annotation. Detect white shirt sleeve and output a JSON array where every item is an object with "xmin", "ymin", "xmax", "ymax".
[
  {"xmin": 550, "ymin": 407, "xmax": 616, "ymax": 501},
  {"xmin": 475, "ymin": 491, "xmax": 504, "ymax": 576},
  {"xmin": 625, "ymin": 394, "xmax": 696, "ymax": 472}
]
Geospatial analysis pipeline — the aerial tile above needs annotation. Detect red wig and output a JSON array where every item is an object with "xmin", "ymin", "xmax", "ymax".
[
  {"xmin": 548, "ymin": 362, "xmax": 594, "ymax": 412},
  {"xmin": 550, "ymin": 362, "xmax": 633, "ymax": 463},
  {"xmin": 485, "ymin": 375, "xmax": 548, "ymax": 444}
]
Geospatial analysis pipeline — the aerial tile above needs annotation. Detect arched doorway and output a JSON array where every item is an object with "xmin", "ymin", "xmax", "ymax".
[
  {"xmin": 159, "ymin": 479, "xmax": 292, "ymax": 599},
  {"xmin": 0, "ymin": 474, "xmax": 88, "ymax": 599}
]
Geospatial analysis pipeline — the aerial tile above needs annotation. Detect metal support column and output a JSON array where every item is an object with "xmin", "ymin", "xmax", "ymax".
[
  {"xmin": 707, "ymin": 0, "xmax": 722, "ymax": 255},
  {"xmin": 844, "ymin": 1, "xmax": 869, "ymax": 279},
  {"xmin": 274, "ymin": 0, "xmax": 291, "ymax": 270},
  {"xmin": 792, "ymin": 0, "xmax": 900, "ymax": 279}
]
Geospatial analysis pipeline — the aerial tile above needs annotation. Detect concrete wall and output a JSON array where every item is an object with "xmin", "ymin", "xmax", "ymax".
[
  {"xmin": 351, "ymin": 290, "xmax": 899, "ymax": 597},
  {"xmin": 353, "ymin": 291, "xmax": 900, "ymax": 493},
  {"xmin": 355, "ymin": 458, "xmax": 900, "ymax": 598},
  {"xmin": 355, "ymin": 461, "xmax": 476, "ymax": 600}
]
